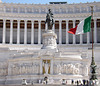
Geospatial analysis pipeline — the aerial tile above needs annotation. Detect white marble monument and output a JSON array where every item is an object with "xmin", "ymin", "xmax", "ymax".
[
  {"xmin": 0, "ymin": 1, "xmax": 100, "ymax": 85},
  {"xmin": 4, "ymin": 29, "xmax": 90, "ymax": 85}
]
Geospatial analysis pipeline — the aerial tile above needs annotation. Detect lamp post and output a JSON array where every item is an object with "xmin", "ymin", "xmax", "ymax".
[{"xmin": 90, "ymin": 6, "xmax": 98, "ymax": 85}]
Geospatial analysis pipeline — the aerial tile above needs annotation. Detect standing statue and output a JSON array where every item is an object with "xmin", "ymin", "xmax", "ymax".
[
  {"xmin": 45, "ymin": 9, "xmax": 54, "ymax": 30},
  {"xmin": 43, "ymin": 61, "xmax": 49, "ymax": 74}
]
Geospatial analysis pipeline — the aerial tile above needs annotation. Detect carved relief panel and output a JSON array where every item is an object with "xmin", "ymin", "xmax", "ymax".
[
  {"xmin": 0, "ymin": 62, "xmax": 8, "ymax": 76},
  {"xmin": 9, "ymin": 61, "xmax": 40, "ymax": 75},
  {"xmin": 53, "ymin": 62, "xmax": 89, "ymax": 76}
]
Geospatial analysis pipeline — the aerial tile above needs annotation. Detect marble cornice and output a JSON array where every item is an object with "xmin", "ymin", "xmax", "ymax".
[
  {"xmin": 0, "ymin": 12, "xmax": 100, "ymax": 20},
  {"xmin": 8, "ymin": 56, "xmax": 39, "ymax": 62},
  {"xmin": 0, "ymin": 2, "xmax": 100, "ymax": 8}
]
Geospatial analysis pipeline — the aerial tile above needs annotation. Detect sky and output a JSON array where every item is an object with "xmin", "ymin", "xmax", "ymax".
[{"xmin": 1, "ymin": 0, "xmax": 100, "ymax": 4}]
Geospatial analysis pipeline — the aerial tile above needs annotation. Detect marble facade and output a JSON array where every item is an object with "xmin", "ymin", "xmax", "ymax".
[{"xmin": 0, "ymin": 0, "xmax": 100, "ymax": 85}]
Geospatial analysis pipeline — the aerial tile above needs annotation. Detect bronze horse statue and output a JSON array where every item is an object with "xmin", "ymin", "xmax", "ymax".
[{"xmin": 45, "ymin": 9, "xmax": 54, "ymax": 30}]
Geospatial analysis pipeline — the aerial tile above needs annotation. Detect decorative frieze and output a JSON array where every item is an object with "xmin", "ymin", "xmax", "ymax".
[
  {"xmin": 9, "ymin": 62, "xmax": 40, "ymax": 75},
  {"xmin": 0, "ymin": 62, "xmax": 8, "ymax": 76},
  {"xmin": 53, "ymin": 63, "xmax": 88, "ymax": 76}
]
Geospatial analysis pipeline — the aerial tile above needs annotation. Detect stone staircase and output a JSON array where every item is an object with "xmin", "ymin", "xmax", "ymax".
[{"xmin": 0, "ymin": 85, "xmax": 77, "ymax": 86}]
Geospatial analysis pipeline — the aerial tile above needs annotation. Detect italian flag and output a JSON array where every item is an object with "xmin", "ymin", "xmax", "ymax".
[{"xmin": 68, "ymin": 16, "xmax": 91, "ymax": 35}]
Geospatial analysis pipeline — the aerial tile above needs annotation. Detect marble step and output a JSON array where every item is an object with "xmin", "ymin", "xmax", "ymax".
[{"xmin": 0, "ymin": 84, "xmax": 77, "ymax": 86}]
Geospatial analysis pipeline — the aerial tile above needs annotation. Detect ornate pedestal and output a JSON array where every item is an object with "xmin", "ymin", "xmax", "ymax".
[{"xmin": 41, "ymin": 30, "xmax": 57, "ymax": 49}]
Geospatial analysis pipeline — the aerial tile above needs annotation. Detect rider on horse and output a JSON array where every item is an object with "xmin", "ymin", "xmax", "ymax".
[{"xmin": 45, "ymin": 9, "xmax": 54, "ymax": 30}]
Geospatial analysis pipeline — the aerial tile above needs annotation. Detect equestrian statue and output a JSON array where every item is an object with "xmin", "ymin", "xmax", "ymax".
[{"xmin": 45, "ymin": 9, "xmax": 54, "ymax": 30}]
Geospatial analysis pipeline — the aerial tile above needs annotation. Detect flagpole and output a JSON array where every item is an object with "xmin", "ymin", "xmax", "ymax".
[
  {"xmin": 90, "ymin": 6, "xmax": 95, "ymax": 65},
  {"xmin": 90, "ymin": 6, "xmax": 97, "ymax": 81}
]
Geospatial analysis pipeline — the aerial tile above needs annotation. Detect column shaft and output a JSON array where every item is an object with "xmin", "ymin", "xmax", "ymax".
[
  {"xmin": 17, "ymin": 20, "xmax": 20, "ymax": 44},
  {"xmin": 94, "ymin": 19, "xmax": 97, "ymax": 43},
  {"xmin": 87, "ymin": 32, "xmax": 90, "ymax": 44},
  {"xmin": 80, "ymin": 20, "xmax": 83, "ymax": 44},
  {"xmin": 59, "ymin": 20, "xmax": 62, "ymax": 44},
  {"xmin": 31, "ymin": 20, "xmax": 34, "ymax": 44},
  {"xmin": 2, "ymin": 19, "xmax": 6, "ymax": 44},
  {"xmin": 66, "ymin": 20, "xmax": 69, "ymax": 44},
  {"xmin": 38, "ymin": 21, "xmax": 41, "ymax": 44},
  {"xmin": 80, "ymin": 34, "xmax": 83, "ymax": 44},
  {"xmin": 73, "ymin": 20, "xmax": 76, "ymax": 44},
  {"xmin": 24, "ymin": 20, "xmax": 27, "ymax": 44},
  {"xmin": 45, "ymin": 23, "xmax": 47, "ymax": 31},
  {"xmin": 10, "ymin": 20, "xmax": 13, "ymax": 44}
]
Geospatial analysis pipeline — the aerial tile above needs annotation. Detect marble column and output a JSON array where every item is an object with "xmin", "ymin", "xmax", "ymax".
[
  {"xmin": 59, "ymin": 20, "xmax": 62, "ymax": 44},
  {"xmin": 31, "ymin": 20, "xmax": 34, "ymax": 44},
  {"xmin": 80, "ymin": 20, "xmax": 83, "ymax": 44},
  {"xmin": 73, "ymin": 20, "xmax": 76, "ymax": 44},
  {"xmin": 94, "ymin": 18, "xmax": 97, "ymax": 43},
  {"xmin": 17, "ymin": 20, "xmax": 20, "ymax": 44},
  {"xmin": 87, "ymin": 32, "xmax": 90, "ymax": 44},
  {"xmin": 66, "ymin": 20, "xmax": 69, "ymax": 44},
  {"xmin": 38, "ymin": 20, "xmax": 41, "ymax": 44},
  {"xmin": 80, "ymin": 34, "xmax": 83, "ymax": 44},
  {"xmin": 24, "ymin": 20, "xmax": 27, "ymax": 44},
  {"xmin": 10, "ymin": 20, "xmax": 13, "ymax": 44},
  {"xmin": 45, "ymin": 23, "xmax": 47, "ymax": 31},
  {"xmin": 2, "ymin": 19, "xmax": 6, "ymax": 44}
]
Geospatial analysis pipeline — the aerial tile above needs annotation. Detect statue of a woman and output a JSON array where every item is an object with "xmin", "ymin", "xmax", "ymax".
[{"xmin": 43, "ymin": 61, "xmax": 49, "ymax": 74}]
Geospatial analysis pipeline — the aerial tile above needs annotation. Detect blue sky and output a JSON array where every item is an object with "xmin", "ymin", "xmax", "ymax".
[{"xmin": 1, "ymin": 0, "xmax": 100, "ymax": 4}]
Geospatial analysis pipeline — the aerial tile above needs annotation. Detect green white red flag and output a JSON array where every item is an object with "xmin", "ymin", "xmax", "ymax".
[{"xmin": 68, "ymin": 16, "xmax": 91, "ymax": 35}]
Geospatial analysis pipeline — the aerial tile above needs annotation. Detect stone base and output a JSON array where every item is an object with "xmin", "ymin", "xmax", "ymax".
[{"xmin": 41, "ymin": 30, "xmax": 57, "ymax": 49}]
